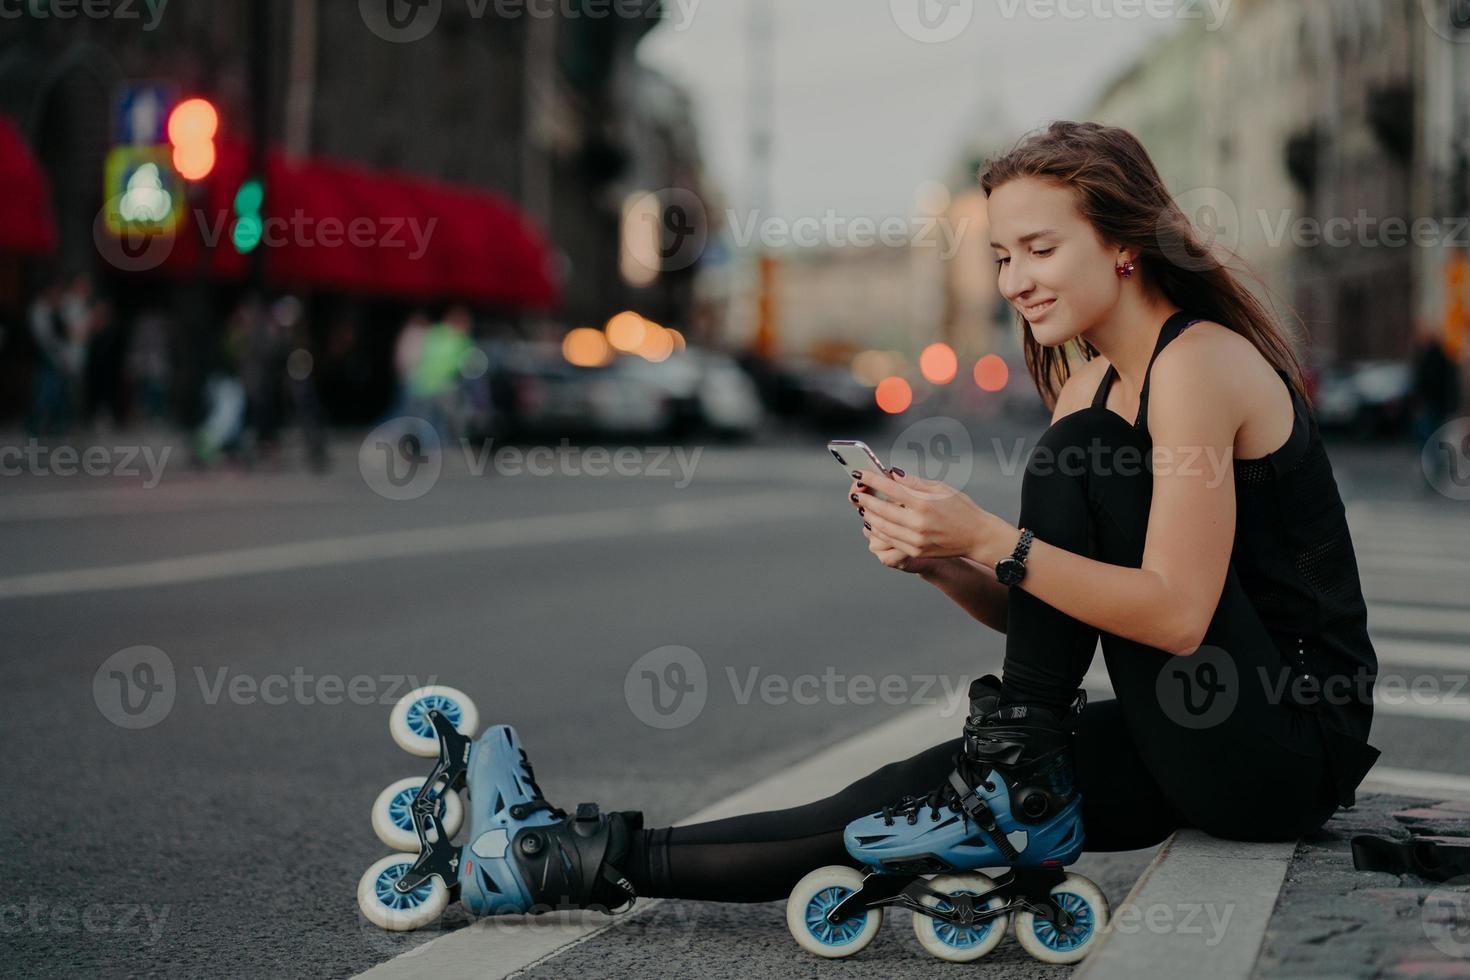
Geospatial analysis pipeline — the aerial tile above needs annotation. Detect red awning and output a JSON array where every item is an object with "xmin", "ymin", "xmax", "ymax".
[
  {"xmin": 0, "ymin": 114, "xmax": 58, "ymax": 255},
  {"xmin": 158, "ymin": 139, "xmax": 557, "ymax": 308}
]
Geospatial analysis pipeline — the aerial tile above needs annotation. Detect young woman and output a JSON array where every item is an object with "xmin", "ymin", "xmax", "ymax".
[{"xmin": 366, "ymin": 121, "xmax": 1383, "ymax": 925}]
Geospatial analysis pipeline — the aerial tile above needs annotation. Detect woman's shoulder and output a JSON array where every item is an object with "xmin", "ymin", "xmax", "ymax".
[
  {"xmin": 1050, "ymin": 354, "xmax": 1112, "ymax": 424},
  {"xmin": 1153, "ymin": 319, "xmax": 1272, "ymax": 393}
]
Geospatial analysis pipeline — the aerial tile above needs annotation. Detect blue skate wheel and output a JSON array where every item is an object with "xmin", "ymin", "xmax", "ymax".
[
  {"xmin": 786, "ymin": 866, "xmax": 883, "ymax": 959},
  {"xmin": 912, "ymin": 872, "xmax": 1009, "ymax": 962},
  {"xmin": 372, "ymin": 776, "xmax": 465, "ymax": 851},
  {"xmin": 389, "ymin": 685, "xmax": 480, "ymax": 757},
  {"xmin": 1014, "ymin": 872, "xmax": 1109, "ymax": 965},
  {"xmin": 357, "ymin": 853, "xmax": 450, "ymax": 932}
]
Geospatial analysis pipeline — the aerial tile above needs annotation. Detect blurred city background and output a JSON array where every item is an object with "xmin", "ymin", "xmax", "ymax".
[
  {"xmin": 1, "ymin": 0, "xmax": 1465, "ymax": 454},
  {"xmin": 4, "ymin": 2, "xmax": 1470, "ymax": 978}
]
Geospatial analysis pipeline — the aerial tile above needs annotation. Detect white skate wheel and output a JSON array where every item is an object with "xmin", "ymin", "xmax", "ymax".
[
  {"xmin": 786, "ymin": 865, "xmax": 883, "ymax": 959},
  {"xmin": 371, "ymin": 776, "xmax": 465, "ymax": 851},
  {"xmin": 357, "ymin": 853, "xmax": 450, "ymax": 932},
  {"xmin": 912, "ymin": 872, "xmax": 1009, "ymax": 962},
  {"xmin": 389, "ymin": 685, "xmax": 479, "ymax": 757},
  {"xmin": 1014, "ymin": 872, "xmax": 1109, "ymax": 964}
]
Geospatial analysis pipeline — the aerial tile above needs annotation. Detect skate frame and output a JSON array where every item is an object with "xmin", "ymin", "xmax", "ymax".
[
  {"xmin": 394, "ymin": 711, "xmax": 472, "ymax": 895},
  {"xmin": 828, "ymin": 866, "xmax": 1075, "ymax": 932}
]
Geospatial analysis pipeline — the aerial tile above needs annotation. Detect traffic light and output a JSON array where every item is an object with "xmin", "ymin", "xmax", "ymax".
[
  {"xmin": 232, "ymin": 178, "xmax": 264, "ymax": 253},
  {"xmin": 167, "ymin": 97, "xmax": 218, "ymax": 181}
]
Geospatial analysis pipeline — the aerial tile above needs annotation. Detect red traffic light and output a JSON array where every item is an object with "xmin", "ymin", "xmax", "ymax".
[{"xmin": 167, "ymin": 97, "xmax": 218, "ymax": 181}]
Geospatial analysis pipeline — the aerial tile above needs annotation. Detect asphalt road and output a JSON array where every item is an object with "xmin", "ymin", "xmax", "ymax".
[{"xmin": 2, "ymin": 414, "xmax": 1466, "ymax": 978}]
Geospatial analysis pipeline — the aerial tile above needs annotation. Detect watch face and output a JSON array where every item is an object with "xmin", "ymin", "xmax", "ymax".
[{"xmin": 996, "ymin": 558, "xmax": 1024, "ymax": 586}]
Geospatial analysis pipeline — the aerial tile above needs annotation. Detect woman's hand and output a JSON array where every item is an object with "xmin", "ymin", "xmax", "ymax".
[{"xmin": 850, "ymin": 468, "xmax": 1017, "ymax": 565}]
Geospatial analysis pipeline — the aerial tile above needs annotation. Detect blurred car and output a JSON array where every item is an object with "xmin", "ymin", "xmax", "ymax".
[
  {"xmin": 1312, "ymin": 360, "xmax": 1413, "ymax": 437},
  {"xmin": 607, "ymin": 348, "xmax": 764, "ymax": 440}
]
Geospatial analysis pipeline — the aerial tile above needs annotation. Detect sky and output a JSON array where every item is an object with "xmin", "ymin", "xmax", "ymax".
[{"xmin": 638, "ymin": 0, "xmax": 1183, "ymax": 222}]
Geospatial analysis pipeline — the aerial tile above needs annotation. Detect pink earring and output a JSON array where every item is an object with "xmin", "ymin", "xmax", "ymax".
[{"xmin": 1116, "ymin": 260, "xmax": 1135, "ymax": 279}]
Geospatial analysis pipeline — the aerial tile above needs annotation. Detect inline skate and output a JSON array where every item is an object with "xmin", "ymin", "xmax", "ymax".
[
  {"xmin": 357, "ymin": 685, "xmax": 644, "ymax": 931},
  {"xmin": 786, "ymin": 674, "xmax": 1109, "ymax": 963}
]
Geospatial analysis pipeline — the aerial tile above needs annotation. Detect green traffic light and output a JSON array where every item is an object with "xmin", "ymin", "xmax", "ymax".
[
  {"xmin": 233, "ymin": 214, "xmax": 263, "ymax": 253},
  {"xmin": 232, "ymin": 178, "xmax": 264, "ymax": 253}
]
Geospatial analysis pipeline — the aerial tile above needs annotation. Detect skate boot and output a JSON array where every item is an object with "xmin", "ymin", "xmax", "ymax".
[
  {"xmin": 358, "ymin": 686, "xmax": 643, "ymax": 931},
  {"xmin": 786, "ymin": 674, "xmax": 1109, "ymax": 964}
]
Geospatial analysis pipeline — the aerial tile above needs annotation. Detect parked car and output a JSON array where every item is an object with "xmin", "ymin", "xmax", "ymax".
[{"xmin": 1312, "ymin": 360, "xmax": 1413, "ymax": 437}]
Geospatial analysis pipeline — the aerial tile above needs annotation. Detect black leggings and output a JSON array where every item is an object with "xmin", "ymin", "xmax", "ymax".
[{"xmin": 625, "ymin": 407, "xmax": 1341, "ymax": 903}]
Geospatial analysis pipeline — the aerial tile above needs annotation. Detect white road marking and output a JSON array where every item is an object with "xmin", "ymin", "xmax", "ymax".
[{"xmin": 0, "ymin": 491, "xmax": 829, "ymax": 600}]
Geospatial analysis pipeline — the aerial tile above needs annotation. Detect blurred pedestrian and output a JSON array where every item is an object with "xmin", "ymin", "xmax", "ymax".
[
  {"xmin": 24, "ymin": 280, "xmax": 69, "ymax": 436},
  {"xmin": 1409, "ymin": 322, "xmax": 1462, "ymax": 491},
  {"xmin": 408, "ymin": 304, "xmax": 473, "ymax": 439},
  {"xmin": 379, "ymin": 309, "xmax": 429, "ymax": 424}
]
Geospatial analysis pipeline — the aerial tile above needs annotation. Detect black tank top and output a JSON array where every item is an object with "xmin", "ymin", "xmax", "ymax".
[{"xmin": 1091, "ymin": 310, "xmax": 1381, "ymax": 808}]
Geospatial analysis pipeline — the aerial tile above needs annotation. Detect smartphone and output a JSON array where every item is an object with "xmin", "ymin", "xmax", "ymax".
[{"xmin": 827, "ymin": 440, "xmax": 894, "ymax": 502}]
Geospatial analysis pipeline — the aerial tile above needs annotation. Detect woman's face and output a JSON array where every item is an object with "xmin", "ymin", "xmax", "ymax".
[{"xmin": 988, "ymin": 176, "xmax": 1123, "ymax": 347}]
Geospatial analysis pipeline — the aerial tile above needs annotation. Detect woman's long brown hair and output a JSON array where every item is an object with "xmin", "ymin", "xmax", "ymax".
[{"xmin": 979, "ymin": 120, "xmax": 1311, "ymax": 413}]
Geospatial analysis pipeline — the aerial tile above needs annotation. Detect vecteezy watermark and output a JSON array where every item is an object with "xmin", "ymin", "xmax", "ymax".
[
  {"xmin": 992, "ymin": 0, "xmax": 1233, "ymax": 28},
  {"xmin": 889, "ymin": 0, "xmax": 975, "ymax": 43},
  {"xmin": 1257, "ymin": 666, "xmax": 1464, "ymax": 711},
  {"xmin": 625, "ymin": 645, "xmax": 708, "ymax": 730},
  {"xmin": 358, "ymin": 0, "xmax": 699, "ymax": 44},
  {"xmin": 0, "ymin": 440, "xmax": 171, "ymax": 487},
  {"xmin": 359, "ymin": 418, "xmax": 705, "ymax": 501},
  {"xmin": 725, "ymin": 208, "xmax": 971, "ymax": 259},
  {"xmin": 1422, "ymin": 416, "xmax": 1470, "ymax": 500},
  {"xmin": 623, "ymin": 645, "xmax": 974, "ymax": 730},
  {"xmin": 93, "ymin": 646, "xmax": 177, "ymax": 730},
  {"xmin": 889, "ymin": 416, "xmax": 976, "ymax": 489},
  {"xmin": 1107, "ymin": 899, "xmax": 1236, "ymax": 946},
  {"xmin": 93, "ymin": 646, "xmax": 442, "ymax": 729},
  {"xmin": 0, "ymin": 899, "xmax": 171, "ymax": 946},
  {"xmin": 1155, "ymin": 645, "xmax": 1239, "ymax": 730},
  {"xmin": 0, "ymin": 0, "xmax": 168, "ymax": 29},
  {"xmin": 1420, "ymin": 0, "xmax": 1470, "ymax": 44},
  {"xmin": 987, "ymin": 434, "xmax": 1237, "ymax": 489},
  {"xmin": 1422, "ymin": 874, "xmax": 1470, "ymax": 958},
  {"xmin": 94, "ymin": 202, "xmax": 436, "ymax": 273}
]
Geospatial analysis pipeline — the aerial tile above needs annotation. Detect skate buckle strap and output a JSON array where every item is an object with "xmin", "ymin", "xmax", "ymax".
[{"xmin": 948, "ymin": 769, "xmax": 1020, "ymax": 863}]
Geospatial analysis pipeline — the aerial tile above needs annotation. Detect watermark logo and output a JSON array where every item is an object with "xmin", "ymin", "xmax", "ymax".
[
  {"xmin": 0, "ymin": 440, "xmax": 171, "ymax": 486},
  {"xmin": 1163, "ymin": 187, "xmax": 1239, "ymax": 272},
  {"xmin": 1423, "ymin": 875, "xmax": 1470, "ymax": 957},
  {"xmin": 1420, "ymin": 0, "xmax": 1470, "ymax": 44},
  {"xmin": 1422, "ymin": 416, "xmax": 1470, "ymax": 500},
  {"xmin": 625, "ymin": 645, "xmax": 707, "ymax": 730},
  {"xmin": 93, "ymin": 196, "xmax": 176, "ymax": 272},
  {"xmin": 889, "ymin": 416, "xmax": 975, "ymax": 489},
  {"xmin": 0, "ymin": 0, "xmax": 169, "ymax": 30},
  {"xmin": 1155, "ymin": 644, "xmax": 1238, "ymax": 730},
  {"xmin": 623, "ymin": 188, "xmax": 709, "ymax": 275},
  {"xmin": 360, "ymin": 417, "xmax": 442, "ymax": 501},
  {"xmin": 360, "ymin": 0, "xmax": 441, "ymax": 42},
  {"xmin": 889, "ymin": 0, "xmax": 974, "ymax": 43},
  {"xmin": 93, "ymin": 645, "xmax": 176, "ymax": 730},
  {"xmin": 0, "ymin": 900, "xmax": 171, "ymax": 945}
]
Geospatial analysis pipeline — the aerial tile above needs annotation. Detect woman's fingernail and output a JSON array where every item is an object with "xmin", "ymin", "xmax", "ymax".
[
  {"xmin": 891, "ymin": 467, "xmax": 906, "ymax": 477},
  {"xmin": 850, "ymin": 493, "xmax": 860, "ymax": 504},
  {"xmin": 858, "ymin": 507, "xmax": 865, "ymax": 515},
  {"xmin": 851, "ymin": 470, "xmax": 862, "ymax": 480},
  {"xmin": 856, "ymin": 483, "xmax": 866, "ymax": 491},
  {"xmin": 863, "ymin": 521, "xmax": 871, "ymax": 530}
]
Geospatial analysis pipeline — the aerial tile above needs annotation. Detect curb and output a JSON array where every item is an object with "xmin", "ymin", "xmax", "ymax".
[{"xmin": 1073, "ymin": 829, "xmax": 1296, "ymax": 980}]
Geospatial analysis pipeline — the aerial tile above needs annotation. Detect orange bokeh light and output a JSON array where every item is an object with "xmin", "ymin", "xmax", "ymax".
[
  {"xmin": 973, "ymin": 354, "xmax": 1009, "ymax": 392},
  {"xmin": 563, "ymin": 327, "xmax": 612, "ymax": 367},
  {"xmin": 919, "ymin": 342, "xmax": 957, "ymax": 384},
  {"xmin": 172, "ymin": 142, "xmax": 217, "ymax": 181},
  {"xmin": 875, "ymin": 376, "xmax": 913, "ymax": 414},
  {"xmin": 167, "ymin": 98, "xmax": 219, "ymax": 144}
]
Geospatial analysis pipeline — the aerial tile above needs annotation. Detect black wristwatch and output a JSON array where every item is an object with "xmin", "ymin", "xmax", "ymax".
[{"xmin": 995, "ymin": 528, "xmax": 1034, "ymax": 587}]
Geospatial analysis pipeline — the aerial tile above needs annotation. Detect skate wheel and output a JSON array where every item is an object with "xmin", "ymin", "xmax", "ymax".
[
  {"xmin": 390, "ymin": 685, "xmax": 479, "ymax": 757},
  {"xmin": 911, "ymin": 872, "xmax": 1009, "ymax": 963},
  {"xmin": 357, "ymin": 853, "xmax": 450, "ymax": 932},
  {"xmin": 371, "ymin": 776, "xmax": 465, "ymax": 851},
  {"xmin": 786, "ymin": 866, "xmax": 882, "ymax": 959},
  {"xmin": 1014, "ymin": 872, "xmax": 1109, "ymax": 965}
]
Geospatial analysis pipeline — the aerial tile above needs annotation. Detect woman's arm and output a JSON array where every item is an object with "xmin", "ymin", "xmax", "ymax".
[
  {"xmin": 918, "ymin": 557, "xmax": 1010, "ymax": 634},
  {"xmin": 857, "ymin": 330, "xmax": 1244, "ymax": 657}
]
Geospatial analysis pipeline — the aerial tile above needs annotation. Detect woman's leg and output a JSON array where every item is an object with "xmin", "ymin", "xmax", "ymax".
[
  {"xmin": 623, "ymin": 697, "xmax": 1183, "ymax": 902},
  {"xmin": 1022, "ymin": 408, "xmax": 1339, "ymax": 841}
]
